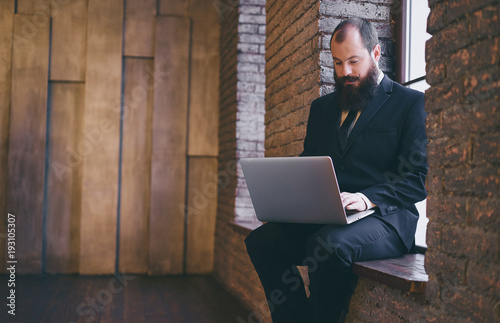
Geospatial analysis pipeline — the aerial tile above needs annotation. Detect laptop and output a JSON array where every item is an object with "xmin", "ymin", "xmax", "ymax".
[{"xmin": 240, "ymin": 156, "xmax": 375, "ymax": 225}]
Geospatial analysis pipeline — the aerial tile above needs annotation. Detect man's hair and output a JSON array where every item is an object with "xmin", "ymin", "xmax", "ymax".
[{"xmin": 331, "ymin": 18, "xmax": 379, "ymax": 53}]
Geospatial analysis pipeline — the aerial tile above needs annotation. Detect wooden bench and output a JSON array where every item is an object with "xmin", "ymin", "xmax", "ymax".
[{"xmin": 352, "ymin": 253, "xmax": 428, "ymax": 293}]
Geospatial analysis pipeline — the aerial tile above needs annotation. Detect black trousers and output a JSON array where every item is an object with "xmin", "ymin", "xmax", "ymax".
[{"xmin": 244, "ymin": 216, "xmax": 407, "ymax": 323}]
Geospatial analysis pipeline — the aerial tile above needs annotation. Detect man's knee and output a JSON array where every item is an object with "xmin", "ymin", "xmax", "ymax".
[{"xmin": 306, "ymin": 233, "xmax": 352, "ymax": 270}]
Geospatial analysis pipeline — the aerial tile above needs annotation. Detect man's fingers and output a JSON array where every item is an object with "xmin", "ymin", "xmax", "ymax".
[
  {"xmin": 341, "ymin": 192, "xmax": 365, "ymax": 211},
  {"xmin": 345, "ymin": 201, "xmax": 363, "ymax": 210}
]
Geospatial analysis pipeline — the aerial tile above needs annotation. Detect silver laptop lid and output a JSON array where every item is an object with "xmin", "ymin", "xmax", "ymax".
[{"xmin": 240, "ymin": 156, "xmax": 373, "ymax": 225}]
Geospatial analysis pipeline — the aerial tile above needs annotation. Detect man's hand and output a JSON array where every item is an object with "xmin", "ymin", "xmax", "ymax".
[{"xmin": 340, "ymin": 192, "xmax": 367, "ymax": 211}]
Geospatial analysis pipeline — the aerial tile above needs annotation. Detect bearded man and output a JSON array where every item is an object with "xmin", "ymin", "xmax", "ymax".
[{"xmin": 245, "ymin": 18, "xmax": 428, "ymax": 323}]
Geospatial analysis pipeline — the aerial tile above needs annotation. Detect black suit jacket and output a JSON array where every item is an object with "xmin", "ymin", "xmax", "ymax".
[{"xmin": 300, "ymin": 75, "xmax": 428, "ymax": 251}]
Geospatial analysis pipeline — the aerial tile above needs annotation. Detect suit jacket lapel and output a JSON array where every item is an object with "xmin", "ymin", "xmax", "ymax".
[
  {"xmin": 328, "ymin": 93, "xmax": 343, "ymax": 156},
  {"xmin": 343, "ymin": 75, "xmax": 393, "ymax": 153}
]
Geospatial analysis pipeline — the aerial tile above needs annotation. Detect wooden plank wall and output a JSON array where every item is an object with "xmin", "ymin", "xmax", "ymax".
[
  {"xmin": 119, "ymin": 0, "xmax": 156, "ymax": 275},
  {"xmin": 49, "ymin": 0, "xmax": 87, "ymax": 82},
  {"xmin": 119, "ymin": 58, "xmax": 154, "ymax": 273},
  {"xmin": 0, "ymin": 0, "xmax": 15, "ymax": 271},
  {"xmin": 149, "ymin": 16, "xmax": 190, "ymax": 275},
  {"xmin": 45, "ymin": 0, "xmax": 87, "ymax": 274},
  {"xmin": 185, "ymin": 0, "xmax": 221, "ymax": 274},
  {"xmin": 46, "ymin": 83, "xmax": 85, "ymax": 273},
  {"xmin": 8, "ymin": 12, "xmax": 50, "ymax": 273},
  {"xmin": 79, "ymin": 0, "xmax": 124, "ymax": 275},
  {"xmin": 2, "ymin": 0, "xmax": 221, "ymax": 275}
]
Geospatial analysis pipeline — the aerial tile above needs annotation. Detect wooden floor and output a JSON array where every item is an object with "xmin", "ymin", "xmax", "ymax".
[{"xmin": 0, "ymin": 274, "xmax": 254, "ymax": 323}]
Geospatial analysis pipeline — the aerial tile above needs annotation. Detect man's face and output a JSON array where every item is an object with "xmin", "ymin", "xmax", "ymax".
[{"xmin": 330, "ymin": 27, "xmax": 381, "ymax": 87}]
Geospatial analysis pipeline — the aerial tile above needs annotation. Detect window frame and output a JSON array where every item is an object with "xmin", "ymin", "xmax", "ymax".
[{"xmin": 396, "ymin": 0, "xmax": 430, "ymax": 251}]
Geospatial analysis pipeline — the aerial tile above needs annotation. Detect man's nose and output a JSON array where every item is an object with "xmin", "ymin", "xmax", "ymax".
[
  {"xmin": 337, "ymin": 64, "xmax": 351, "ymax": 78},
  {"xmin": 342, "ymin": 64, "xmax": 352, "ymax": 77}
]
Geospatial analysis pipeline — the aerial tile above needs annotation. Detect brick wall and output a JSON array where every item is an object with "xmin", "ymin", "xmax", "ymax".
[
  {"xmin": 213, "ymin": 0, "xmax": 270, "ymax": 321},
  {"xmin": 235, "ymin": 1, "xmax": 267, "ymax": 223},
  {"xmin": 423, "ymin": 0, "xmax": 499, "ymax": 321},
  {"xmin": 265, "ymin": 0, "xmax": 321, "ymax": 157},
  {"xmin": 215, "ymin": 0, "xmax": 401, "ymax": 320},
  {"xmin": 346, "ymin": 1, "xmax": 500, "ymax": 322},
  {"xmin": 215, "ymin": 0, "xmax": 499, "ymax": 321}
]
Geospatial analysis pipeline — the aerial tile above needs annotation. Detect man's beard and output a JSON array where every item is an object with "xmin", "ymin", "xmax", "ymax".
[{"xmin": 334, "ymin": 62, "xmax": 380, "ymax": 112}]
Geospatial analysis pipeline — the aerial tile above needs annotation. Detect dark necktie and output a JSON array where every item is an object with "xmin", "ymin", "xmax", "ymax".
[{"xmin": 338, "ymin": 109, "xmax": 357, "ymax": 152}]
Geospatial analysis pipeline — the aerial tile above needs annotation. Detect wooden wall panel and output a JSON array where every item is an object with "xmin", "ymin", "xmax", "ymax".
[
  {"xmin": 119, "ymin": 58, "xmax": 154, "ymax": 273},
  {"xmin": 45, "ymin": 83, "xmax": 84, "ymax": 273},
  {"xmin": 158, "ymin": 0, "xmax": 188, "ymax": 16},
  {"xmin": 79, "ymin": 0, "xmax": 123, "ymax": 274},
  {"xmin": 124, "ymin": 0, "xmax": 156, "ymax": 58},
  {"xmin": 149, "ymin": 16, "xmax": 190, "ymax": 275},
  {"xmin": 188, "ymin": 0, "xmax": 221, "ymax": 156},
  {"xmin": 50, "ymin": 0, "xmax": 87, "ymax": 81},
  {"xmin": 16, "ymin": 0, "xmax": 37, "ymax": 14},
  {"xmin": 8, "ymin": 14, "xmax": 50, "ymax": 273},
  {"xmin": 0, "ymin": 0, "xmax": 15, "ymax": 274},
  {"xmin": 185, "ymin": 157, "xmax": 218, "ymax": 273}
]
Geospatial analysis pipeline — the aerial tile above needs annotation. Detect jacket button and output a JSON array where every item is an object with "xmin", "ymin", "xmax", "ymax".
[{"xmin": 387, "ymin": 206, "xmax": 397, "ymax": 212}]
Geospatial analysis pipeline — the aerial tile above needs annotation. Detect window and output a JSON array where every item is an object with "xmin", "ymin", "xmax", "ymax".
[
  {"xmin": 397, "ymin": 0, "xmax": 431, "ymax": 249},
  {"xmin": 398, "ymin": 0, "xmax": 431, "ymax": 91}
]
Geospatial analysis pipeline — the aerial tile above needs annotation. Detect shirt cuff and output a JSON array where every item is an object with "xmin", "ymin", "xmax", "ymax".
[{"xmin": 355, "ymin": 193, "xmax": 376, "ymax": 211}]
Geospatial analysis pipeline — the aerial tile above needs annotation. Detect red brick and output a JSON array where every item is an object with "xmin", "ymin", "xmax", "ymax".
[
  {"xmin": 463, "ymin": 72, "xmax": 500, "ymax": 106},
  {"xmin": 430, "ymin": 251, "xmax": 468, "ymax": 285},
  {"xmin": 425, "ymin": 166, "xmax": 443, "ymax": 194},
  {"xmin": 424, "ymin": 80, "xmax": 463, "ymax": 112},
  {"xmin": 425, "ymin": 221, "xmax": 443, "ymax": 249},
  {"xmin": 442, "ymin": 165, "xmax": 498, "ymax": 196},
  {"xmin": 448, "ymin": 37, "xmax": 499, "ymax": 78},
  {"xmin": 441, "ymin": 287, "xmax": 497, "ymax": 322},
  {"xmin": 467, "ymin": 260, "xmax": 500, "ymax": 297},
  {"xmin": 441, "ymin": 225, "xmax": 499, "ymax": 261},
  {"xmin": 469, "ymin": 197, "xmax": 499, "ymax": 228},
  {"xmin": 425, "ymin": 111, "xmax": 442, "ymax": 139},
  {"xmin": 427, "ymin": 136, "xmax": 470, "ymax": 166},
  {"xmin": 442, "ymin": 99, "xmax": 498, "ymax": 136},
  {"xmin": 427, "ymin": 193, "xmax": 467, "ymax": 224},
  {"xmin": 425, "ymin": 274, "xmax": 441, "ymax": 306},
  {"xmin": 426, "ymin": 59, "xmax": 446, "ymax": 86},
  {"xmin": 470, "ymin": 5, "xmax": 500, "ymax": 41},
  {"xmin": 430, "ymin": 19, "xmax": 470, "ymax": 59},
  {"xmin": 427, "ymin": 1, "xmax": 446, "ymax": 34},
  {"xmin": 473, "ymin": 133, "xmax": 500, "ymax": 163},
  {"xmin": 446, "ymin": 0, "xmax": 499, "ymax": 24}
]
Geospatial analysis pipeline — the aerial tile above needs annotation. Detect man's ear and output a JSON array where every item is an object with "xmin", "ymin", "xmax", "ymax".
[{"xmin": 372, "ymin": 44, "xmax": 381, "ymax": 63}]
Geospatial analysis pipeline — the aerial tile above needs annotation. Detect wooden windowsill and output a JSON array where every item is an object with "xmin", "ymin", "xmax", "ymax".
[{"xmin": 353, "ymin": 253, "xmax": 428, "ymax": 293}]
